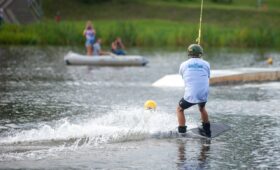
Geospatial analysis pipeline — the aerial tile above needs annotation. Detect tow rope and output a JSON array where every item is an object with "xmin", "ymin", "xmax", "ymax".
[{"xmin": 196, "ymin": 0, "xmax": 204, "ymax": 45}]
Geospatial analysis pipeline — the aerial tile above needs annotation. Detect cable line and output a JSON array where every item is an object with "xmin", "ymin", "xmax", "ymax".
[{"xmin": 196, "ymin": 0, "xmax": 204, "ymax": 45}]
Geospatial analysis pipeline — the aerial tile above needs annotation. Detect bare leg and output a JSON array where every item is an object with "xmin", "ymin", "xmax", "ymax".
[
  {"xmin": 199, "ymin": 106, "xmax": 209, "ymax": 123},
  {"xmin": 86, "ymin": 46, "xmax": 90, "ymax": 55},
  {"xmin": 89, "ymin": 46, "xmax": 93, "ymax": 55},
  {"xmin": 177, "ymin": 105, "xmax": 185, "ymax": 126},
  {"xmin": 199, "ymin": 106, "xmax": 211, "ymax": 137},
  {"xmin": 86, "ymin": 46, "xmax": 93, "ymax": 56}
]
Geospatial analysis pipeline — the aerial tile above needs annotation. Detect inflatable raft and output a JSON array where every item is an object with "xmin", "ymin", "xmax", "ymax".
[{"xmin": 64, "ymin": 52, "xmax": 148, "ymax": 66}]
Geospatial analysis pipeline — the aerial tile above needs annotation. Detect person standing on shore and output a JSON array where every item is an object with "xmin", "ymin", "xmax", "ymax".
[
  {"xmin": 55, "ymin": 11, "xmax": 61, "ymax": 23},
  {"xmin": 83, "ymin": 21, "xmax": 95, "ymax": 56},
  {"xmin": 176, "ymin": 44, "xmax": 211, "ymax": 137},
  {"xmin": 0, "ymin": 8, "xmax": 4, "ymax": 26}
]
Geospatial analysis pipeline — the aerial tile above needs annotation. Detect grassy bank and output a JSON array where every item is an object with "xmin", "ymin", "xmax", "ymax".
[
  {"xmin": 42, "ymin": 0, "xmax": 280, "ymax": 28},
  {"xmin": 0, "ymin": 20, "xmax": 279, "ymax": 48},
  {"xmin": 0, "ymin": 0, "xmax": 280, "ymax": 48}
]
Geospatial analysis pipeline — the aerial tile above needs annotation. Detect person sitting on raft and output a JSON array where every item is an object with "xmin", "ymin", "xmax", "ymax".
[
  {"xmin": 93, "ymin": 38, "xmax": 112, "ymax": 56},
  {"xmin": 111, "ymin": 37, "xmax": 126, "ymax": 55},
  {"xmin": 83, "ymin": 21, "xmax": 96, "ymax": 56}
]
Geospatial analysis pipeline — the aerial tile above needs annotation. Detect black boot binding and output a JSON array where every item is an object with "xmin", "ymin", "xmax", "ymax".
[
  {"xmin": 178, "ymin": 126, "xmax": 187, "ymax": 133},
  {"xmin": 199, "ymin": 122, "xmax": 211, "ymax": 137}
]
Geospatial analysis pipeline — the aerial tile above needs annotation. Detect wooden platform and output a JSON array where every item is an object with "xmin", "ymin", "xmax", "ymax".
[{"xmin": 152, "ymin": 67, "xmax": 280, "ymax": 87}]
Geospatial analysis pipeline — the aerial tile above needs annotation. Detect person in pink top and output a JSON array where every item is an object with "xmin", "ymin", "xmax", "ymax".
[{"xmin": 83, "ymin": 21, "xmax": 96, "ymax": 56}]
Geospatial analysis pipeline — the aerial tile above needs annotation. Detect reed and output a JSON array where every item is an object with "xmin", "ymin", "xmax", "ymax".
[{"xmin": 0, "ymin": 20, "xmax": 279, "ymax": 49}]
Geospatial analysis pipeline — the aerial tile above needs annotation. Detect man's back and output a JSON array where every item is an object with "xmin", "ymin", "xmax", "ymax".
[{"xmin": 179, "ymin": 58, "xmax": 210, "ymax": 103}]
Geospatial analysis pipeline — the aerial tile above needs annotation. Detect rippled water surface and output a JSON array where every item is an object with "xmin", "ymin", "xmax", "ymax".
[{"xmin": 0, "ymin": 46, "xmax": 280, "ymax": 169}]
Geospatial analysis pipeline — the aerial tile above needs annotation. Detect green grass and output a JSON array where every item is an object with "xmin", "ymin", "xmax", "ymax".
[
  {"xmin": 42, "ymin": 0, "xmax": 280, "ymax": 26},
  {"xmin": 144, "ymin": 0, "xmax": 280, "ymax": 10},
  {"xmin": 0, "ymin": 0, "xmax": 279, "ymax": 48},
  {"xmin": 0, "ymin": 20, "xmax": 279, "ymax": 48}
]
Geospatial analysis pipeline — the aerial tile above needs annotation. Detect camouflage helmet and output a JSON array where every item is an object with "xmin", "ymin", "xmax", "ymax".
[{"xmin": 187, "ymin": 44, "xmax": 203, "ymax": 57}]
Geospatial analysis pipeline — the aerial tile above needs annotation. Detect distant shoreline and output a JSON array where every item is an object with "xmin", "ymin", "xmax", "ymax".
[
  {"xmin": 0, "ymin": 19, "xmax": 279, "ymax": 49},
  {"xmin": 0, "ymin": 0, "xmax": 279, "ymax": 48}
]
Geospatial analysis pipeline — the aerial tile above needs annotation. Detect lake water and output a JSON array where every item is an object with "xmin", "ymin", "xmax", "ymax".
[{"xmin": 0, "ymin": 46, "xmax": 280, "ymax": 169}]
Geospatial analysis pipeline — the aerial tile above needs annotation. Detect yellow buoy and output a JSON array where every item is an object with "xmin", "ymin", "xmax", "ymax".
[
  {"xmin": 267, "ymin": 57, "xmax": 273, "ymax": 65},
  {"xmin": 144, "ymin": 100, "xmax": 157, "ymax": 110}
]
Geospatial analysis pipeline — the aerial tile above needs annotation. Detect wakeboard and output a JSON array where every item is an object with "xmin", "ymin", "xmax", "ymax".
[
  {"xmin": 151, "ymin": 122, "xmax": 230, "ymax": 139},
  {"xmin": 189, "ymin": 122, "xmax": 231, "ymax": 138}
]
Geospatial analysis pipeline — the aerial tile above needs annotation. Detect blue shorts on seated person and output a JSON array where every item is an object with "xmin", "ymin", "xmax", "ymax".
[{"xmin": 112, "ymin": 49, "xmax": 126, "ymax": 55}]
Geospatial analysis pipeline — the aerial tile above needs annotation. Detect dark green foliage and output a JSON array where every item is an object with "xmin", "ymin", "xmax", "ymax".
[
  {"xmin": 0, "ymin": 20, "xmax": 279, "ymax": 49},
  {"xmin": 2, "ymin": 0, "xmax": 280, "ymax": 48},
  {"xmin": 79, "ymin": 0, "xmax": 112, "ymax": 4},
  {"xmin": 78, "ymin": 0, "xmax": 138, "ymax": 4},
  {"xmin": 210, "ymin": 0, "xmax": 233, "ymax": 4}
]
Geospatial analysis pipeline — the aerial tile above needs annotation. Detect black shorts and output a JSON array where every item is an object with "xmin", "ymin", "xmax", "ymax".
[{"xmin": 178, "ymin": 98, "xmax": 206, "ymax": 110}]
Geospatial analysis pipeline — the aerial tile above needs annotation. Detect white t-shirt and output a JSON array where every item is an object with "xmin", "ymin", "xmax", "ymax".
[
  {"xmin": 179, "ymin": 57, "xmax": 210, "ymax": 103},
  {"xmin": 93, "ymin": 43, "xmax": 101, "ymax": 56}
]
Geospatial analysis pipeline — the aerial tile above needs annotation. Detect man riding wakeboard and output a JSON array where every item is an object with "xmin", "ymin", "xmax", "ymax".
[{"xmin": 176, "ymin": 44, "xmax": 211, "ymax": 137}]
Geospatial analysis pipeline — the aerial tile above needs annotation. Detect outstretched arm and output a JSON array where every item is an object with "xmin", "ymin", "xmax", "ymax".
[
  {"xmin": 111, "ymin": 42, "xmax": 116, "ymax": 50},
  {"xmin": 83, "ymin": 30, "xmax": 86, "ymax": 36}
]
